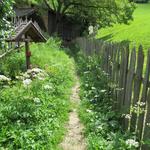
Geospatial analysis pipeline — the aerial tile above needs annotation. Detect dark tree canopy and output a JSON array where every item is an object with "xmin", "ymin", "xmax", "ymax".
[{"xmin": 15, "ymin": 0, "xmax": 135, "ymax": 33}]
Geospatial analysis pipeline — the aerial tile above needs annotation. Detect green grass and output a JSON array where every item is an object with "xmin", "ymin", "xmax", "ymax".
[
  {"xmin": 96, "ymin": 3, "xmax": 150, "ymax": 54},
  {"xmin": 0, "ymin": 38, "xmax": 75, "ymax": 149}
]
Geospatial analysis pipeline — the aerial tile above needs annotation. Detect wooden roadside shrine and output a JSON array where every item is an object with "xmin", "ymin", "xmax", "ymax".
[{"xmin": 6, "ymin": 20, "xmax": 46, "ymax": 69}]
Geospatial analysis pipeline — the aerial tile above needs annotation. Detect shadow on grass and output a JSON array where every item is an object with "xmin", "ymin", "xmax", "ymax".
[{"xmin": 97, "ymin": 34, "xmax": 113, "ymax": 41}]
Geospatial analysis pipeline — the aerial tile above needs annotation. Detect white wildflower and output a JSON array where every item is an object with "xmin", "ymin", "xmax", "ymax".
[
  {"xmin": 16, "ymin": 75, "xmax": 24, "ymax": 80},
  {"xmin": 23, "ymin": 73, "xmax": 30, "ymax": 79},
  {"xmin": 97, "ymin": 126, "xmax": 103, "ymax": 130},
  {"xmin": 126, "ymin": 139, "xmax": 139, "ymax": 148},
  {"xmin": 122, "ymin": 114, "xmax": 132, "ymax": 119},
  {"xmin": 38, "ymin": 76, "xmax": 45, "ymax": 80},
  {"xmin": 44, "ymin": 85, "xmax": 52, "ymax": 90},
  {"xmin": 88, "ymin": 25, "xmax": 94, "ymax": 35},
  {"xmin": 147, "ymin": 123, "xmax": 150, "ymax": 127},
  {"xmin": 0, "ymin": 75, "xmax": 11, "ymax": 82},
  {"xmin": 27, "ymin": 68, "xmax": 43, "ymax": 74},
  {"xmin": 23, "ymin": 79, "xmax": 32, "ymax": 86},
  {"xmin": 33, "ymin": 97, "xmax": 41, "ymax": 104},
  {"xmin": 137, "ymin": 102, "xmax": 145, "ymax": 107},
  {"xmin": 86, "ymin": 109, "xmax": 92, "ymax": 113},
  {"xmin": 100, "ymin": 89, "xmax": 106, "ymax": 93}
]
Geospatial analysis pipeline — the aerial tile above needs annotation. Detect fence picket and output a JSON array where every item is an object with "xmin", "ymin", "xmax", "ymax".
[
  {"xmin": 131, "ymin": 46, "xmax": 144, "ymax": 131},
  {"xmin": 118, "ymin": 48, "xmax": 125, "ymax": 110},
  {"xmin": 138, "ymin": 50, "xmax": 150, "ymax": 141},
  {"xmin": 124, "ymin": 48, "xmax": 136, "ymax": 130},
  {"xmin": 142, "ymin": 89, "xmax": 150, "ymax": 150}
]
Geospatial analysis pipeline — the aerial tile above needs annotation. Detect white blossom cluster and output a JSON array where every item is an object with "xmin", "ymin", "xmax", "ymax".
[
  {"xmin": 125, "ymin": 139, "xmax": 139, "ymax": 148},
  {"xmin": 132, "ymin": 101, "xmax": 146, "ymax": 114},
  {"xmin": 33, "ymin": 97, "xmax": 41, "ymax": 104},
  {"xmin": 43, "ymin": 85, "xmax": 53, "ymax": 90},
  {"xmin": 147, "ymin": 123, "xmax": 150, "ymax": 127},
  {"xmin": 0, "ymin": 75, "xmax": 11, "ymax": 86},
  {"xmin": 23, "ymin": 79, "xmax": 32, "ymax": 87},
  {"xmin": 137, "ymin": 101, "xmax": 145, "ymax": 107},
  {"xmin": 16, "ymin": 68, "xmax": 48, "ymax": 87},
  {"xmin": 122, "ymin": 114, "xmax": 132, "ymax": 119},
  {"xmin": 0, "ymin": 75, "xmax": 11, "ymax": 82},
  {"xmin": 88, "ymin": 25, "xmax": 94, "ymax": 35}
]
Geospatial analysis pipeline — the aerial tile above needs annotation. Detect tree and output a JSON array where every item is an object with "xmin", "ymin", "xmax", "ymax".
[
  {"xmin": 15, "ymin": 0, "xmax": 135, "ymax": 33},
  {"xmin": 0, "ymin": 0, "xmax": 14, "ymax": 47}
]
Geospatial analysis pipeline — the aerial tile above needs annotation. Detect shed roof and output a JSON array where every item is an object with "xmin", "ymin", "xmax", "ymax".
[
  {"xmin": 7, "ymin": 21, "xmax": 46, "ymax": 42},
  {"xmin": 14, "ymin": 7, "xmax": 36, "ymax": 17}
]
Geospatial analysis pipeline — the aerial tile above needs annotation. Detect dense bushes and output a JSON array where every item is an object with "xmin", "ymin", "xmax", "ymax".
[
  {"xmin": 0, "ymin": 52, "xmax": 26, "ymax": 78},
  {"xmin": 76, "ymin": 53, "xmax": 139, "ymax": 150},
  {"xmin": 0, "ymin": 38, "xmax": 75, "ymax": 149}
]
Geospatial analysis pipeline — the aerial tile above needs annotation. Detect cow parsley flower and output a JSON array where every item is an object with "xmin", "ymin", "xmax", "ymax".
[
  {"xmin": 44, "ymin": 85, "xmax": 52, "ymax": 90},
  {"xmin": 23, "ymin": 79, "xmax": 32, "ymax": 86},
  {"xmin": 33, "ymin": 97, "xmax": 41, "ymax": 104},
  {"xmin": 86, "ymin": 109, "xmax": 92, "ymax": 113},
  {"xmin": 88, "ymin": 25, "xmax": 94, "ymax": 35},
  {"xmin": 124, "ymin": 114, "xmax": 132, "ymax": 119},
  {"xmin": 126, "ymin": 139, "xmax": 139, "ymax": 148},
  {"xmin": 0, "ymin": 75, "xmax": 11, "ymax": 81},
  {"xmin": 137, "ymin": 102, "xmax": 145, "ymax": 107}
]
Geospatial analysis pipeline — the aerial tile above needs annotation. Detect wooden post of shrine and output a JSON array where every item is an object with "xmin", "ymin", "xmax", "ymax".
[{"xmin": 25, "ymin": 35, "xmax": 31, "ymax": 70}]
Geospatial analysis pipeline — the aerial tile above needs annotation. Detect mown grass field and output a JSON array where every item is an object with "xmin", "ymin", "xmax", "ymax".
[{"xmin": 96, "ymin": 3, "xmax": 150, "ymax": 54}]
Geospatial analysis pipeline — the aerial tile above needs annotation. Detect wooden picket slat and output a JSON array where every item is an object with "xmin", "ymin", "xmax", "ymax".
[
  {"xmin": 138, "ymin": 50, "xmax": 150, "ymax": 141},
  {"xmin": 131, "ymin": 46, "xmax": 144, "ymax": 131},
  {"xmin": 124, "ymin": 48, "xmax": 136, "ymax": 130},
  {"xmin": 118, "ymin": 48, "xmax": 125, "ymax": 110},
  {"xmin": 112, "ymin": 45, "xmax": 117, "ymax": 83},
  {"xmin": 142, "ymin": 89, "xmax": 150, "ymax": 150}
]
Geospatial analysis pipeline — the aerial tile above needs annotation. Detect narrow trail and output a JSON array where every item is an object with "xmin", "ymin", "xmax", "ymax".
[{"xmin": 60, "ymin": 79, "xmax": 86, "ymax": 150}]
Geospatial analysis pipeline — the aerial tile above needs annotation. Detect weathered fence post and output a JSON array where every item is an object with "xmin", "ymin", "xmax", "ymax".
[
  {"xmin": 124, "ymin": 48, "xmax": 136, "ymax": 130},
  {"xmin": 131, "ymin": 45, "xmax": 144, "ymax": 132}
]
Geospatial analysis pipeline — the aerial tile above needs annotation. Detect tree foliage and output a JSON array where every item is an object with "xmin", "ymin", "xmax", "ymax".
[
  {"xmin": 36, "ymin": 0, "xmax": 135, "ymax": 27},
  {"xmin": 14, "ymin": 0, "xmax": 135, "ymax": 32},
  {"xmin": 0, "ymin": 0, "xmax": 14, "ymax": 45}
]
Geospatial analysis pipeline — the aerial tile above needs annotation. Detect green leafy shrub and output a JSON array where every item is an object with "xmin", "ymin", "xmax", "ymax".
[{"xmin": 0, "ymin": 52, "xmax": 25, "ymax": 78}]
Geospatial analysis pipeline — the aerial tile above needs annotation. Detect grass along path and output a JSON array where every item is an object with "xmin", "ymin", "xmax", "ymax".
[{"xmin": 60, "ymin": 77, "xmax": 87, "ymax": 150}]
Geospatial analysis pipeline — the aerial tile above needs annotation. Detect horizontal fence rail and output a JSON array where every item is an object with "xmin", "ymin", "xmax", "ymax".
[
  {"xmin": 74, "ymin": 37, "xmax": 150, "ymax": 150},
  {"xmin": 0, "ymin": 42, "xmax": 23, "ymax": 59}
]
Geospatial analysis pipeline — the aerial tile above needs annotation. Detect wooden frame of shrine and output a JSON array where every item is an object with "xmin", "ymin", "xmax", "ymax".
[{"xmin": 6, "ymin": 20, "xmax": 46, "ymax": 70}]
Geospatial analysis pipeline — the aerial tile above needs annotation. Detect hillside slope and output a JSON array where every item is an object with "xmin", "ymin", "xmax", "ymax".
[{"xmin": 97, "ymin": 3, "xmax": 150, "ymax": 53}]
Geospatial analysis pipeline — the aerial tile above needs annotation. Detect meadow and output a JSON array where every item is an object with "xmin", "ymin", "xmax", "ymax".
[{"xmin": 97, "ymin": 3, "xmax": 150, "ymax": 54}]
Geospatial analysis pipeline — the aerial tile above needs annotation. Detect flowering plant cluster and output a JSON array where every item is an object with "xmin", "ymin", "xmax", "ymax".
[
  {"xmin": 131, "ymin": 101, "xmax": 146, "ymax": 115},
  {"xmin": 125, "ymin": 139, "xmax": 139, "ymax": 148},
  {"xmin": 0, "ymin": 75, "xmax": 11, "ymax": 87},
  {"xmin": 15, "ymin": 68, "xmax": 48, "ymax": 87}
]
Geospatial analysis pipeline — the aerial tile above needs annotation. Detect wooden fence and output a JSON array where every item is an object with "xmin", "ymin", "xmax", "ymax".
[
  {"xmin": 75, "ymin": 37, "xmax": 150, "ymax": 150},
  {"xmin": 0, "ymin": 42, "xmax": 22, "ymax": 59}
]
